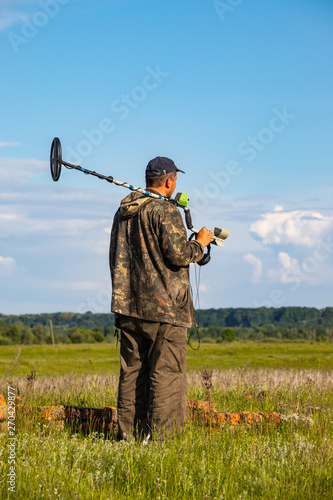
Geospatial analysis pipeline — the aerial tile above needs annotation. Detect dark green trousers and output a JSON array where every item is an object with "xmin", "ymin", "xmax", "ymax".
[{"xmin": 116, "ymin": 315, "xmax": 187, "ymax": 440}]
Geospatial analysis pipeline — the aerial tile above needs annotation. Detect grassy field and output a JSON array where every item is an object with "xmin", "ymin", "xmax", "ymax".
[
  {"xmin": 0, "ymin": 345, "xmax": 333, "ymax": 499},
  {"xmin": 0, "ymin": 342, "xmax": 333, "ymax": 377}
]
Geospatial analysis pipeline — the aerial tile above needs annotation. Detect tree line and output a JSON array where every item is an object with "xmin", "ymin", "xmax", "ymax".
[{"xmin": 0, "ymin": 307, "xmax": 332, "ymax": 345}]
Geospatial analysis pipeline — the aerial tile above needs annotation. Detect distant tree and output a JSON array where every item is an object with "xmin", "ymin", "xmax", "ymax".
[
  {"xmin": 221, "ymin": 328, "xmax": 236, "ymax": 342},
  {"xmin": 68, "ymin": 327, "xmax": 96, "ymax": 343},
  {"xmin": 1, "ymin": 307, "xmax": 333, "ymax": 344},
  {"xmin": 69, "ymin": 330, "xmax": 85, "ymax": 344},
  {"xmin": 20, "ymin": 326, "xmax": 36, "ymax": 344},
  {"xmin": 32, "ymin": 324, "xmax": 48, "ymax": 344},
  {"xmin": 93, "ymin": 331, "xmax": 105, "ymax": 343}
]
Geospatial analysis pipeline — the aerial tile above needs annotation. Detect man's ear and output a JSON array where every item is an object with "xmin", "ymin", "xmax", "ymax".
[{"xmin": 165, "ymin": 176, "xmax": 172, "ymax": 188}]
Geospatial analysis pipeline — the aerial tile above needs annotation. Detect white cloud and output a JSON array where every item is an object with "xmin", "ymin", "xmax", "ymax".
[
  {"xmin": 250, "ymin": 208, "xmax": 333, "ymax": 247},
  {"xmin": 0, "ymin": 154, "xmax": 118, "ymax": 314},
  {"xmin": 0, "ymin": 0, "xmax": 68, "ymax": 31},
  {"xmin": 198, "ymin": 283, "xmax": 209, "ymax": 292},
  {"xmin": 0, "ymin": 256, "xmax": 16, "ymax": 275},
  {"xmin": 0, "ymin": 9, "xmax": 26, "ymax": 31},
  {"xmin": 267, "ymin": 252, "xmax": 299, "ymax": 283},
  {"xmin": 0, "ymin": 156, "xmax": 117, "ymax": 239},
  {"xmin": 0, "ymin": 0, "xmax": 38, "ymax": 5},
  {"xmin": 243, "ymin": 253, "xmax": 263, "ymax": 282},
  {"xmin": 267, "ymin": 249, "xmax": 333, "ymax": 286},
  {"xmin": 50, "ymin": 280, "xmax": 107, "ymax": 291},
  {"xmin": 0, "ymin": 0, "xmax": 39, "ymax": 31},
  {"xmin": 0, "ymin": 142, "xmax": 19, "ymax": 148},
  {"xmin": 0, "ymin": 157, "xmax": 47, "ymax": 185},
  {"xmin": 0, "ymin": 208, "xmax": 111, "ymax": 238}
]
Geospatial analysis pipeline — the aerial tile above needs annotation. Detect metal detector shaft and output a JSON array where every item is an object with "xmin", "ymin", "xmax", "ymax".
[
  {"xmin": 61, "ymin": 160, "xmax": 166, "ymax": 202},
  {"xmin": 50, "ymin": 137, "xmax": 230, "ymax": 247}
]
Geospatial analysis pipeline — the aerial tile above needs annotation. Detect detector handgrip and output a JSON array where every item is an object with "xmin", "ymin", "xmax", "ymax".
[{"xmin": 184, "ymin": 207, "xmax": 193, "ymax": 230}]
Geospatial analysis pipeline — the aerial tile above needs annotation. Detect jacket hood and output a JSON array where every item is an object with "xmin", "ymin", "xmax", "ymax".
[{"xmin": 119, "ymin": 191, "xmax": 154, "ymax": 219}]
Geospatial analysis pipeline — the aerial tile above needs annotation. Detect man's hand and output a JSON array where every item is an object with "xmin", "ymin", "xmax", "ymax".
[{"xmin": 195, "ymin": 227, "xmax": 214, "ymax": 248}]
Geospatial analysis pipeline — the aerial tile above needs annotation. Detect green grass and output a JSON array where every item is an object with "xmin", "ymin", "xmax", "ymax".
[
  {"xmin": 0, "ymin": 342, "xmax": 333, "ymax": 378},
  {"xmin": 1, "ymin": 345, "xmax": 333, "ymax": 499},
  {"xmin": 187, "ymin": 342, "xmax": 333, "ymax": 371},
  {"xmin": 0, "ymin": 369, "xmax": 333, "ymax": 499}
]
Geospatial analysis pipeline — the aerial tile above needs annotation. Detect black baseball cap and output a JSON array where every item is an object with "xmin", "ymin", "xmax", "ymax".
[{"xmin": 146, "ymin": 156, "xmax": 185, "ymax": 177}]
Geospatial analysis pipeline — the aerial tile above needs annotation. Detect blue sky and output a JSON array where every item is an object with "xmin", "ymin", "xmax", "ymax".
[{"xmin": 0, "ymin": 0, "xmax": 332, "ymax": 314}]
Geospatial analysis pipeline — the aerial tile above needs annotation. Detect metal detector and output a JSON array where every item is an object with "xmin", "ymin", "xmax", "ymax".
[{"xmin": 49, "ymin": 137, "xmax": 230, "ymax": 253}]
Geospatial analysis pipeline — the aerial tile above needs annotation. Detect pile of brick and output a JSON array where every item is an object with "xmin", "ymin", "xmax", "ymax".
[
  {"xmin": 0, "ymin": 395, "xmax": 313, "ymax": 433},
  {"xmin": 0, "ymin": 397, "xmax": 117, "ymax": 433},
  {"xmin": 186, "ymin": 399, "xmax": 282, "ymax": 426}
]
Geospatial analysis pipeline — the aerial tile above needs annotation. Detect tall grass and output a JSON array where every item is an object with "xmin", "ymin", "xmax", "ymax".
[{"xmin": 1, "ymin": 369, "xmax": 332, "ymax": 499}]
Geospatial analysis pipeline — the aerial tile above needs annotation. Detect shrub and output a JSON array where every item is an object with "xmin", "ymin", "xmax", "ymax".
[
  {"xmin": 0, "ymin": 336, "xmax": 12, "ymax": 345},
  {"xmin": 93, "ymin": 332, "xmax": 105, "ymax": 343},
  {"xmin": 69, "ymin": 331, "xmax": 85, "ymax": 344},
  {"xmin": 221, "ymin": 327, "xmax": 237, "ymax": 342}
]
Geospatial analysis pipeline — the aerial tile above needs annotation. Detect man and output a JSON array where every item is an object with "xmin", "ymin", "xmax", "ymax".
[{"xmin": 109, "ymin": 156, "xmax": 213, "ymax": 440}]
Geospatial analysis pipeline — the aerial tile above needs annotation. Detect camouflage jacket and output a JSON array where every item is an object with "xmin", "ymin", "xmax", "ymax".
[{"xmin": 109, "ymin": 191, "xmax": 204, "ymax": 327}]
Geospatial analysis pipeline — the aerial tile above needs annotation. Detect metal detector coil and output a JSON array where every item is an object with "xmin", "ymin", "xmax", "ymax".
[{"xmin": 50, "ymin": 137, "xmax": 62, "ymax": 182}]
